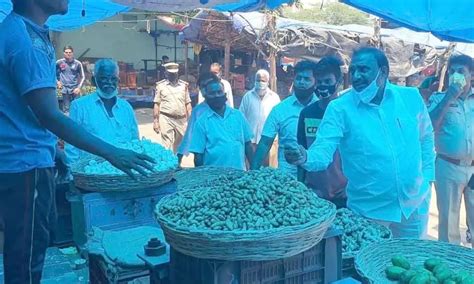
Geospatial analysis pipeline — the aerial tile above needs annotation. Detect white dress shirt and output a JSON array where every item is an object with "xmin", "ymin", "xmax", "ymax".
[
  {"xmin": 65, "ymin": 92, "xmax": 139, "ymax": 164},
  {"xmin": 189, "ymin": 106, "xmax": 253, "ymax": 170},
  {"xmin": 262, "ymin": 94, "xmax": 317, "ymax": 176},
  {"xmin": 198, "ymin": 79, "xmax": 234, "ymax": 108},
  {"xmin": 303, "ymin": 83, "xmax": 435, "ymax": 222},
  {"xmin": 239, "ymin": 88, "xmax": 281, "ymax": 144},
  {"xmin": 428, "ymin": 91, "xmax": 474, "ymax": 160}
]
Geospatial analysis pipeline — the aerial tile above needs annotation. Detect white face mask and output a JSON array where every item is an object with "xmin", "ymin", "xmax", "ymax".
[
  {"xmin": 255, "ymin": 81, "xmax": 268, "ymax": 91},
  {"xmin": 95, "ymin": 78, "xmax": 118, "ymax": 99},
  {"xmin": 353, "ymin": 71, "xmax": 382, "ymax": 104}
]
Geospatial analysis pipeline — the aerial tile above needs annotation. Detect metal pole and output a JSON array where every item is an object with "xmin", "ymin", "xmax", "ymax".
[
  {"xmin": 154, "ymin": 20, "xmax": 158, "ymax": 81},
  {"xmin": 174, "ymin": 32, "xmax": 177, "ymax": 62},
  {"xmin": 184, "ymin": 41, "xmax": 189, "ymax": 81}
]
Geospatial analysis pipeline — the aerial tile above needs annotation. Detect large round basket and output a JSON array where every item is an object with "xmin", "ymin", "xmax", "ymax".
[
  {"xmin": 173, "ymin": 166, "xmax": 244, "ymax": 191},
  {"xmin": 72, "ymin": 158, "xmax": 175, "ymax": 192},
  {"xmin": 355, "ymin": 239, "xmax": 474, "ymax": 283},
  {"xmin": 155, "ymin": 190, "xmax": 336, "ymax": 261}
]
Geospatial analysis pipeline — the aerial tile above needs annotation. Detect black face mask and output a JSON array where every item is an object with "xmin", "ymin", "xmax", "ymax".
[
  {"xmin": 167, "ymin": 73, "xmax": 178, "ymax": 82},
  {"xmin": 206, "ymin": 96, "xmax": 227, "ymax": 110},
  {"xmin": 316, "ymin": 85, "xmax": 337, "ymax": 99},
  {"xmin": 293, "ymin": 85, "xmax": 315, "ymax": 99}
]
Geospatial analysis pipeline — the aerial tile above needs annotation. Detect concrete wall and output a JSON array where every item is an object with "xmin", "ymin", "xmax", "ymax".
[{"xmin": 54, "ymin": 13, "xmax": 192, "ymax": 70}]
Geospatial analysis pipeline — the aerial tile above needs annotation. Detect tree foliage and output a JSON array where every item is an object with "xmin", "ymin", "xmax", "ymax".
[{"xmin": 281, "ymin": 2, "xmax": 371, "ymax": 26}]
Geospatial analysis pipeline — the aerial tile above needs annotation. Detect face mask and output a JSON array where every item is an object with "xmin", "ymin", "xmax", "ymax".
[
  {"xmin": 95, "ymin": 78, "xmax": 118, "ymax": 99},
  {"xmin": 167, "ymin": 73, "xmax": 178, "ymax": 82},
  {"xmin": 316, "ymin": 85, "xmax": 337, "ymax": 99},
  {"xmin": 449, "ymin": 72, "xmax": 467, "ymax": 88},
  {"xmin": 255, "ymin": 81, "xmax": 268, "ymax": 91},
  {"xmin": 206, "ymin": 96, "xmax": 227, "ymax": 111},
  {"xmin": 353, "ymin": 71, "xmax": 381, "ymax": 104},
  {"xmin": 293, "ymin": 85, "xmax": 315, "ymax": 99}
]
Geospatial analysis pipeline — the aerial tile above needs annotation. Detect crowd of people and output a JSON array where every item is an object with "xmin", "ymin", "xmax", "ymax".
[{"xmin": 0, "ymin": 0, "xmax": 473, "ymax": 283}]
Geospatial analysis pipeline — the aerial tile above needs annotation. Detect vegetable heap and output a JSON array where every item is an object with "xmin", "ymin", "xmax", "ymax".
[
  {"xmin": 333, "ymin": 208, "xmax": 391, "ymax": 254},
  {"xmin": 159, "ymin": 168, "xmax": 333, "ymax": 231},
  {"xmin": 83, "ymin": 139, "xmax": 177, "ymax": 175},
  {"xmin": 386, "ymin": 255, "xmax": 474, "ymax": 284}
]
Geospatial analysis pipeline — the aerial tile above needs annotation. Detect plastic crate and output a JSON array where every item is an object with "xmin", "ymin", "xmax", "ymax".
[
  {"xmin": 68, "ymin": 181, "xmax": 176, "ymax": 248},
  {"xmin": 170, "ymin": 229, "xmax": 342, "ymax": 284}
]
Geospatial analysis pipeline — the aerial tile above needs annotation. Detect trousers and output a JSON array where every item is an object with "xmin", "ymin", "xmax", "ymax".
[
  {"xmin": 0, "ymin": 168, "xmax": 56, "ymax": 284},
  {"xmin": 435, "ymin": 158, "xmax": 474, "ymax": 246}
]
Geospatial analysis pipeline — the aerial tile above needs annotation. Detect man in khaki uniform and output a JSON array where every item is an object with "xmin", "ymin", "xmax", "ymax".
[
  {"xmin": 153, "ymin": 63, "xmax": 192, "ymax": 152},
  {"xmin": 428, "ymin": 55, "xmax": 474, "ymax": 247}
]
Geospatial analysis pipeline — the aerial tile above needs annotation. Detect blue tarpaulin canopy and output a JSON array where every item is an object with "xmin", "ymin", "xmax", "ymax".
[
  {"xmin": 0, "ymin": 0, "xmax": 292, "ymax": 30},
  {"xmin": 342, "ymin": 0, "xmax": 474, "ymax": 43},
  {"xmin": 0, "ymin": 0, "xmax": 130, "ymax": 30}
]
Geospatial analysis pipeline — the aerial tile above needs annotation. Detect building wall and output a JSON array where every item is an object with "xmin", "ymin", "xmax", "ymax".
[{"xmin": 54, "ymin": 13, "xmax": 191, "ymax": 70}]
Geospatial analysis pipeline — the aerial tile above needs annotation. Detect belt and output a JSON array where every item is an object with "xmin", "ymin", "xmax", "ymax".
[
  {"xmin": 161, "ymin": 112, "xmax": 186, "ymax": 119},
  {"xmin": 438, "ymin": 154, "xmax": 474, "ymax": 166}
]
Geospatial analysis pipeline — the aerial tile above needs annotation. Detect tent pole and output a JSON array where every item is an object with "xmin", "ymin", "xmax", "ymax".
[
  {"xmin": 224, "ymin": 41, "xmax": 231, "ymax": 79},
  {"xmin": 224, "ymin": 21, "xmax": 231, "ymax": 79},
  {"xmin": 438, "ymin": 42, "xmax": 457, "ymax": 92},
  {"xmin": 267, "ymin": 12, "xmax": 277, "ymax": 93},
  {"xmin": 174, "ymin": 32, "xmax": 177, "ymax": 62},
  {"xmin": 184, "ymin": 13, "xmax": 189, "ymax": 81},
  {"xmin": 154, "ymin": 20, "xmax": 158, "ymax": 81},
  {"xmin": 184, "ymin": 41, "xmax": 189, "ymax": 81}
]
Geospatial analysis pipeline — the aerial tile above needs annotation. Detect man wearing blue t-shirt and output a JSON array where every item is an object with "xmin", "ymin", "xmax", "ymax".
[{"xmin": 0, "ymin": 1, "xmax": 155, "ymax": 283}]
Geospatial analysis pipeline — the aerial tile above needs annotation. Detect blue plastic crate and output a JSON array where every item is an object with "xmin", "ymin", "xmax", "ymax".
[{"xmin": 68, "ymin": 181, "xmax": 176, "ymax": 248}]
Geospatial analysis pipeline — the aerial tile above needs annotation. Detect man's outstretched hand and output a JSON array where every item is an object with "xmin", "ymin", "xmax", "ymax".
[{"xmin": 105, "ymin": 148, "xmax": 156, "ymax": 179}]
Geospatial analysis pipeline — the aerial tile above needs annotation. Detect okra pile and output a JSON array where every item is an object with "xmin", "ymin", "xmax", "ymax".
[
  {"xmin": 386, "ymin": 255, "xmax": 474, "ymax": 283},
  {"xmin": 333, "ymin": 208, "xmax": 391, "ymax": 254},
  {"xmin": 159, "ymin": 168, "xmax": 333, "ymax": 231}
]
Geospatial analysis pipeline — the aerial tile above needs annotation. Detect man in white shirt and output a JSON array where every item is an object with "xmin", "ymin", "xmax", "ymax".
[
  {"xmin": 65, "ymin": 59, "xmax": 139, "ymax": 164},
  {"xmin": 285, "ymin": 47, "xmax": 435, "ymax": 238},
  {"xmin": 189, "ymin": 77, "xmax": 253, "ymax": 170},
  {"xmin": 198, "ymin": 63, "xmax": 234, "ymax": 108},
  {"xmin": 239, "ymin": 69, "xmax": 280, "ymax": 164},
  {"xmin": 251, "ymin": 60, "xmax": 318, "ymax": 176},
  {"xmin": 427, "ymin": 54, "xmax": 474, "ymax": 246}
]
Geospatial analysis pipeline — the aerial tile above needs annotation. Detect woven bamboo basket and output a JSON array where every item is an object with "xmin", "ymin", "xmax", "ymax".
[
  {"xmin": 355, "ymin": 239, "xmax": 474, "ymax": 283},
  {"xmin": 72, "ymin": 158, "xmax": 175, "ymax": 192},
  {"xmin": 173, "ymin": 166, "xmax": 244, "ymax": 191},
  {"xmin": 155, "ymin": 189, "xmax": 336, "ymax": 261}
]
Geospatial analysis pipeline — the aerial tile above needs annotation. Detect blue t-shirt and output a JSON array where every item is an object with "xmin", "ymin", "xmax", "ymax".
[{"xmin": 0, "ymin": 12, "xmax": 57, "ymax": 173}]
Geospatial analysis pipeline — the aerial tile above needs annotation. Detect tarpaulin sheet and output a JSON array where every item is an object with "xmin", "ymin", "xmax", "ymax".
[
  {"xmin": 342, "ymin": 0, "xmax": 474, "ymax": 43},
  {"xmin": 0, "ymin": 0, "xmax": 130, "ymax": 31}
]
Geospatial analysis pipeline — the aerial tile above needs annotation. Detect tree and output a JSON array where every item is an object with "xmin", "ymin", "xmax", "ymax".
[{"xmin": 280, "ymin": 2, "xmax": 371, "ymax": 26}]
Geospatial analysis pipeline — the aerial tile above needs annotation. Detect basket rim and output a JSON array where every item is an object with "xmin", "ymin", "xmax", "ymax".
[
  {"xmin": 155, "ymin": 188, "xmax": 337, "ymax": 239},
  {"xmin": 71, "ymin": 156, "xmax": 177, "ymax": 177}
]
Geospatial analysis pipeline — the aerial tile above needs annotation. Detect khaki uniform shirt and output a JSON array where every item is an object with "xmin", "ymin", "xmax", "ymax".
[
  {"xmin": 154, "ymin": 79, "xmax": 191, "ymax": 117},
  {"xmin": 428, "ymin": 91, "xmax": 474, "ymax": 160}
]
